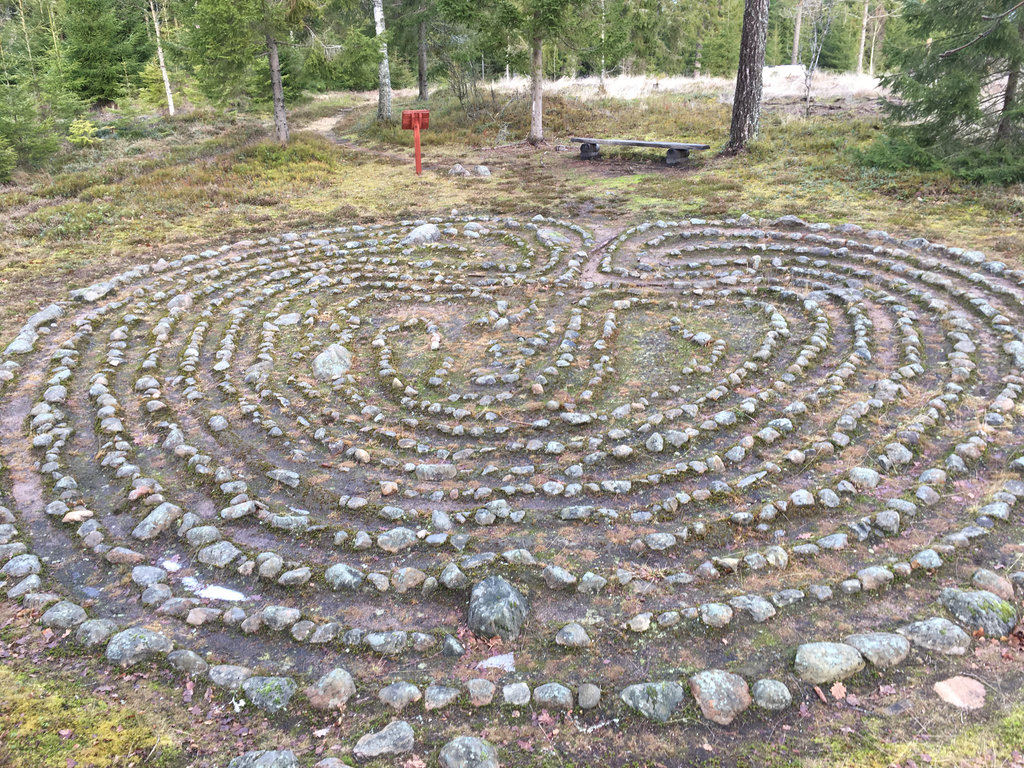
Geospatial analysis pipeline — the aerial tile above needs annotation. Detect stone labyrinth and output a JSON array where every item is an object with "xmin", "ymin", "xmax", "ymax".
[{"xmin": 1, "ymin": 212, "xmax": 1023, "ymax": 761}]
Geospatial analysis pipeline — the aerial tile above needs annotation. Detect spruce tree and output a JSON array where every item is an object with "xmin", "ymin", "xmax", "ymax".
[{"xmin": 878, "ymin": 0, "xmax": 1024, "ymax": 182}]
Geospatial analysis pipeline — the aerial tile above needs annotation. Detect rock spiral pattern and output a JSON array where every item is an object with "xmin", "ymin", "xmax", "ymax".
[{"xmin": 0, "ymin": 212, "xmax": 1021, "ymax": 741}]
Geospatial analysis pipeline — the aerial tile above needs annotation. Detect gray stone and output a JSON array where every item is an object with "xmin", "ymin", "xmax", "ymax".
[
  {"xmin": 76, "ymin": 618, "xmax": 117, "ymax": 647},
  {"xmin": 689, "ymin": 669, "xmax": 751, "ymax": 725},
  {"xmin": 312, "ymin": 344, "xmax": 352, "ymax": 380},
  {"xmin": 307, "ymin": 667, "xmax": 356, "ymax": 710},
  {"xmin": 209, "ymin": 664, "xmax": 253, "ymax": 690},
  {"xmin": 353, "ymin": 720, "xmax": 415, "ymax": 760},
  {"xmin": 555, "ymin": 622, "xmax": 591, "ymax": 647},
  {"xmin": 439, "ymin": 736, "xmax": 499, "ymax": 768},
  {"xmin": 532, "ymin": 682, "xmax": 573, "ymax": 708},
  {"xmin": 751, "ymin": 679, "xmax": 791, "ymax": 710},
  {"xmin": 729, "ymin": 594, "xmax": 776, "ymax": 623},
  {"xmin": 167, "ymin": 649, "xmax": 208, "ymax": 676},
  {"xmin": 794, "ymin": 642, "xmax": 864, "ymax": 684},
  {"xmin": 425, "ymin": 685, "xmax": 461, "ymax": 710},
  {"xmin": 379, "ymin": 681, "xmax": 422, "ymax": 710},
  {"xmin": 845, "ymin": 632, "xmax": 910, "ymax": 668},
  {"xmin": 325, "ymin": 562, "xmax": 364, "ymax": 590},
  {"xmin": 40, "ymin": 600, "xmax": 87, "ymax": 629},
  {"xmin": 578, "ymin": 683, "xmax": 601, "ymax": 709},
  {"xmin": 227, "ymin": 750, "xmax": 298, "ymax": 768},
  {"xmin": 620, "ymin": 681, "xmax": 686, "ymax": 722},
  {"xmin": 468, "ymin": 576, "xmax": 529, "ymax": 641},
  {"xmin": 105, "ymin": 627, "xmax": 173, "ymax": 667},
  {"xmin": 898, "ymin": 617, "xmax": 971, "ymax": 655}
]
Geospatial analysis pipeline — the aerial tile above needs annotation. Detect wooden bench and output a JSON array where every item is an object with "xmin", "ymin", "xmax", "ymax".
[{"xmin": 570, "ymin": 137, "xmax": 711, "ymax": 166}]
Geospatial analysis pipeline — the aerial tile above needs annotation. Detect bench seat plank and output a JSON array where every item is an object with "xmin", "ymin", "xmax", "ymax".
[{"xmin": 570, "ymin": 137, "xmax": 711, "ymax": 150}]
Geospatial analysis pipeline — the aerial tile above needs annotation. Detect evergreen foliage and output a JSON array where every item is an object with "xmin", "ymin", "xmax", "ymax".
[{"xmin": 873, "ymin": 0, "xmax": 1024, "ymax": 183}]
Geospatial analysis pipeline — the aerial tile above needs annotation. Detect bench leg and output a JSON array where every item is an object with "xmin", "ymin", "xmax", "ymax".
[
  {"xmin": 665, "ymin": 148, "xmax": 690, "ymax": 166},
  {"xmin": 579, "ymin": 142, "xmax": 599, "ymax": 160}
]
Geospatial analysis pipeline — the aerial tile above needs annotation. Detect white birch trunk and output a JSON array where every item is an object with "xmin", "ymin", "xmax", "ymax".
[
  {"xmin": 373, "ymin": 0, "xmax": 392, "ymax": 122},
  {"xmin": 150, "ymin": 0, "xmax": 175, "ymax": 116},
  {"xmin": 528, "ymin": 31, "xmax": 543, "ymax": 145},
  {"xmin": 856, "ymin": 0, "xmax": 869, "ymax": 75}
]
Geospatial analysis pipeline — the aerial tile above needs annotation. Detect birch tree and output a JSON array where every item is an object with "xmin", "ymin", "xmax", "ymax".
[{"xmin": 372, "ymin": 0, "xmax": 392, "ymax": 121}]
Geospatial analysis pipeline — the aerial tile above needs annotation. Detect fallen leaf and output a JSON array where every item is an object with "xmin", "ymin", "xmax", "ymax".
[{"xmin": 830, "ymin": 682, "xmax": 847, "ymax": 701}]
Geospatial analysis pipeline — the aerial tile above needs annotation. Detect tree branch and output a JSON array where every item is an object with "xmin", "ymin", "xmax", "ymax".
[{"xmin": 940, "ymin": 0, "xmax": 1024, "ymax": 59}]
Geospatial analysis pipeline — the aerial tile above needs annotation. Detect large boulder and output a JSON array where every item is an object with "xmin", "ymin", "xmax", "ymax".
[
  {"xmin": 400, "ymin": 223, "xmax": 441, "ymax": 246},
  {"xmin": 312, "ymin": 344, "xmax": 352, "ymax": 380},
  {"xmin": 468, "ymin": 576, "xmax": 528, "ymax": 641}
]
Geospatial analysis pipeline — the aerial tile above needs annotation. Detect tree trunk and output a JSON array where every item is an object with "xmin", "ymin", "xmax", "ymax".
[
  {"xmin": 791, "ymin": 0, "xmax": 803, "ymax": 65},
  {"xmin": 266, "ymin": 34, "xmax": 289, "ymax": 143},
  {"xmin": 373, "ymin": 0, "xmax": 392, "ymax": 122},
  {"xmin": 150, "ymin": 0, "xmax": 175, "ymax": 115},
  {"xmin": 726, "ymin": 0, "xmax": 770, "ymax": 153},
  {"xmin": 528, "ymin": 28, "xmax": 543, "ymax": 145},
  {"xmin": 856, "ymin": 0, "xmax": 869, "ymax": 75},
  {"xmin": 599, "ymin": 0, "xmax": 606, "ymax": 84},
  {"xmin": 997, "ymin": 18, "xmax": 1023, "ymax": 141},
  {"xmin": 998, "ymin": 66, "xmax": 1020, "ymax": 141},
  {"xmin": 417, "ymin": 17, "xmax": 428, "ymax": 101},
  {"xmin": 694, "ymin": 38, "xmax": 703, "ymax": 77}
]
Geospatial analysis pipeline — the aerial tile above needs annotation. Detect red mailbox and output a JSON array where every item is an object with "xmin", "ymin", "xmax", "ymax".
[{"xmin": 401, "ymin": 109, "xmax": 429, "ymax": 175}]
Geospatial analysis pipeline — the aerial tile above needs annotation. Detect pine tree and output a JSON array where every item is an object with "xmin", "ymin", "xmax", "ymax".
[
  {"xmin": 878, "ymin": 0, "xmax": 1024, "ymax": 182},
  {"xmin": 725, "ymin": 0, "xmax": 769, "ymax": 153}
]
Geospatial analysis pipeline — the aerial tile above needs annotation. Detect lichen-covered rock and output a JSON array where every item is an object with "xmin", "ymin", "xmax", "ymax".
[
  {"xmin": 105, "ymin": 627, "xmax": 173, "ymax": 667},
  {"xmin": 312, "ymin": 344, "xmax": 352, "ymax": 380},
  {"xmin": 898, "ymin": 617, "xmax": 971, "ymax": 655},
  {"xmin": 939, "ymin": 588, "xmax": 1018, "ymax": 637},
  {"xmin": 242, "ymin": 676, "xmax": 297, "ymax": 713},
  {"xmin": 620, "ymin": 681, "xmax": 686, "ymax": 722},
  {"xmin": 438, "ymin": 736, "xmax": 500, "ymax": 768},
  {"xmin": 468, "ymin": 576, "xmax": 528, "ymax": 641},
  {"xmin": 751, "ymin": 679, "xmax": 791, "ymax": 710}
]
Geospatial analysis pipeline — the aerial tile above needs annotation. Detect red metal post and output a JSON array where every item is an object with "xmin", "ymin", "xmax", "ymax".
[{"xmin": 414, "ymin": 122, "xmax": 422, "ymax": 175}]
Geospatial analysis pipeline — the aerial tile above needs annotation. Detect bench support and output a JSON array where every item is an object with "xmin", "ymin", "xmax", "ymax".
[
  {"xmin": 579, "ymin": 142, "xmax": 599, "ymax": 160},
  {"xmin": 665, "ymin": 147, "xmax": 690, "ymax": 166}
]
